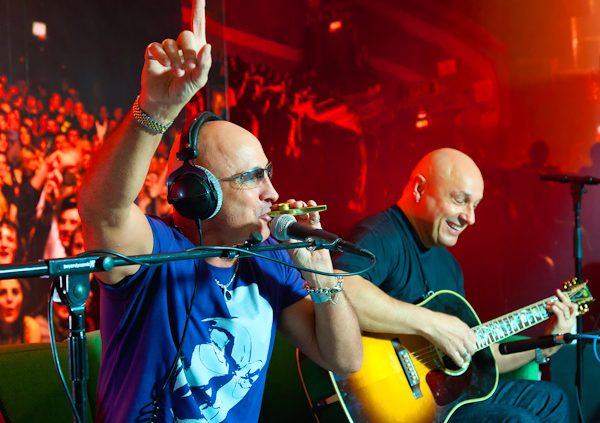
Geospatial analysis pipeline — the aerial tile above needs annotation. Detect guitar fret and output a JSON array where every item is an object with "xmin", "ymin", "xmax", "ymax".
[
  {"xmin": 470, "ymin": 284, "xmax": 591, "ymax": 352},
  {"xmin": 509, "ymin": 317, "xmax": 519, "ymax": 332}
]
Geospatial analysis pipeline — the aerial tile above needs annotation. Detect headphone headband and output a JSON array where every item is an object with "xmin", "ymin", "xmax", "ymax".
[{"xmin": 176, "ymin": 111, "xmax": 224, "ymax": 162}]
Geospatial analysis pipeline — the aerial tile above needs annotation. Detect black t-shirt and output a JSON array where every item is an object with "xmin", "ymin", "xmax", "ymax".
[{"xmin": 335, "ymin": 205, "xmax": 464, "ymax": 304}]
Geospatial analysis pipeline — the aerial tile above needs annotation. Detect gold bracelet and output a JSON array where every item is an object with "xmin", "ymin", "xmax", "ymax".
[
  {"xmin": 305, "ymin": 275, "xmax": 343, "ymax": 304},
  {"xmin": 132, "ymin": 96, "xmax": 173, "ymax": 135}
]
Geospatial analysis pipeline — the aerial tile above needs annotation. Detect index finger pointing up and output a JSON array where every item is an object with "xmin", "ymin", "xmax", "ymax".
[{"xmin": 192, "ymin": 0, "xmax": 207, "ymax": 45}]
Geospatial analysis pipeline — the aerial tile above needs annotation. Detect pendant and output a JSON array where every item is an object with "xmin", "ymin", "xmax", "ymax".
[{"xmin": 222, "ymin": 288, "xmax": 232, "ymax": 301}]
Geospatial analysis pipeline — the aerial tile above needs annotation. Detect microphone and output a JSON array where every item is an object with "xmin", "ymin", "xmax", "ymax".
[
  {"xmin": 540, "ymin": 174, "xmax": 600, "ymax": 185},
  {"xmin": 499, "ymin": 333, "xmax": 577, "ymax": 355},
  {"xmin": 269, "ymin": 214, "xmax": 373, "ymax": 259}
]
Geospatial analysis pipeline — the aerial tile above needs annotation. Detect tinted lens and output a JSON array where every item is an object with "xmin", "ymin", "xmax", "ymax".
[{"xmin": 226, "ymin": 162, "xmax": 272, "ymax": 188}]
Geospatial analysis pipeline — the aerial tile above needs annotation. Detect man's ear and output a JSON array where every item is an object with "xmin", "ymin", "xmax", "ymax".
[{"xmin": 412, "ymin": 174, "xmax": 426, "ymax": 203}]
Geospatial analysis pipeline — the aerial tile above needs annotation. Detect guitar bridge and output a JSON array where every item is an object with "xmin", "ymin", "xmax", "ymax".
[{"xmin": 392, "ymin": 339, "xmax": 423, "ymax": 399}]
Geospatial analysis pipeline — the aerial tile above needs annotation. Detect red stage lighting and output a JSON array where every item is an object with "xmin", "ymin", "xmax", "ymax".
[
  {"xmin": 32, "ymin": 21, "xmax": 47, "ymax": 41},
  {"xmin": 329, "ymin": 20, "xmax": 343, "ymax": 32},
  {"xmin": 416, "ymin": 110, "xmax": 429, "ymax": 129}
]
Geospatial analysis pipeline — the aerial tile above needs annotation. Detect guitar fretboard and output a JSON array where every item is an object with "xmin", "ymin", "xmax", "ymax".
[{"xmin": 473, "ymin": 296, "xmax": 556, "ymax": 351}]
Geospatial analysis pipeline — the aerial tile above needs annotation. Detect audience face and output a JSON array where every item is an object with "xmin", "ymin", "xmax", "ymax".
[
  {"xmin": 99, "ymin": 105, "xmax": 109, "ymax": 121},
  {"xmin": 46, "ymin": 119, "xmax": 59, "ymax": 134},
  {"xmin": 49, "ymin": 93, "xmax": 61, "ymax": 111},
  {"xmin": 74, "ymin": 101, "xmax": 84, "ymax": 117},
  {"xmin": 58, "ymin": 208, "xmax": 81, "ymax": 249},
  {"xmin": 0, "ymin": 222, "xmax": 17, "ymax": 264},
  {"xmin": 0, "ymin": 132, "xmax": 8, "ymax": 153},
  {"xmin": 0, "ymin": 279, "xmax": 23, "ymax": 324},
  {"xmin": 63, "ymin": 98, "xmax": 74, "ymax": 114},
  {"xmin": 67, "ymin": 129, "xmax": 79, "ymax": 145},
  {"xmin": 26, "ymin": 96, "xmax": 37, "ymax": 111},
  {"xmin": 7, "ymin": 111, "xmax": 19, "ymax": 130},
  {"xmin": 20, "ymin": 148, "xmax": 39, "ymax": 173},
  {"xmin": 0, "ymin": 154, "xmax": 10, "ymax": 182},
  {"xmin": 69, "ymin": 228, "xmax": 85, "ymax": 256},
  {"xmin": 82, "ymin": 151, "xmax": 92, "ymax": 170},
  {"xmin": 54, "ymin": 133, "xmax": 69, "ymax": 151},
  {"xmin": 19, "ymin": 126, "xmax": 32, "ymax": 146},
  {"xmin": 113, "ymin": 107, "xmax": 123, "ymax": 122}
]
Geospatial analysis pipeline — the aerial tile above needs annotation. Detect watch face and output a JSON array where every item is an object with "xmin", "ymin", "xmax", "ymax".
[{"xmin": 535, "ymin": 348, "xmax": 549, "ymax": 364}]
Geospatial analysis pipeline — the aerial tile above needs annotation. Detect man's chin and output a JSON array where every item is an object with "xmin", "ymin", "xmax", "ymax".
[{"xmin": 439, "ymin": 234, "xmax": 460, "ymax": 248}]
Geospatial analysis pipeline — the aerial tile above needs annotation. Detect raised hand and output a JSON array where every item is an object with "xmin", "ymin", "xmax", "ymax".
[{"xmin": 139, "ymin": 0, "xmax": 212, "ymax": 123}]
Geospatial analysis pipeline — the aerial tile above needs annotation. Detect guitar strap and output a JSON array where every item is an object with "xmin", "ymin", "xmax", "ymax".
[{"xmin": 414, "ymin": 248, "xmax": 435, "ymax": 303}]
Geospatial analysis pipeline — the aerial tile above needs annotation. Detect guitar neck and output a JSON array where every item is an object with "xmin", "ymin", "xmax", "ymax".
[{"xmin": 473, "ymin": 294, "xmax": 557, "ymax": 351}]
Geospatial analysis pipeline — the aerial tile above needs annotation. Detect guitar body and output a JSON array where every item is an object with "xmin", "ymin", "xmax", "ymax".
[{"xmin": 298, "ymin": 291, "xmax": 498, "ymax": 423}]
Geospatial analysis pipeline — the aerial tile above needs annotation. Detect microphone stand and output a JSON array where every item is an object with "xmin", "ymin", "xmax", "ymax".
[
  {"xmin": 541, "ymin": 174, "xmax": 600, "ymax": 423},
  {"xmin": 571, "ymin": 181, "xmax": 586, "ymax": 423},
  {"xmin": 0, "ymin": 239, "xmax": 328, "ymax": 423}
]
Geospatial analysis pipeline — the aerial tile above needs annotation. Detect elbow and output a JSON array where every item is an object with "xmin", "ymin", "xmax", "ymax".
[
  {"xmin": 332, "ymin": 347, "xmax": 363, "ymax": 375},
  {"xmin": 344, "ymin": 357, "xmax": 363, "ymax": 375}
]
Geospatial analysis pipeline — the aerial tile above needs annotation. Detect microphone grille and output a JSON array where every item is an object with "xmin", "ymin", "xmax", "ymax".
[{"xmin": 270, "ymin": 214, "xmax": 295, "ymax": 241}]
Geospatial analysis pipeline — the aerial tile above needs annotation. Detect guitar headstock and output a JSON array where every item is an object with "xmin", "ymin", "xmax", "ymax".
[{"xmin": 563, "ymin": 278, "xmax": 594, "ymax": 315}]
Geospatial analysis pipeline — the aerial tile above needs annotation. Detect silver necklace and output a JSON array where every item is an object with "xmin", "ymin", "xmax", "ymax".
[{"xmin": 214, "ymin": 260, "xmax": 239, "ymax": 301}]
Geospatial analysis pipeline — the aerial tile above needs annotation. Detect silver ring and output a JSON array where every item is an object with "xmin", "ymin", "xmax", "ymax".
[
  {"xmin": 463, "ymin": 352, "xmax": 471, "ymax": 361},
  {"xmin": 309, "ymin": 218, "xmax": 320, "ymax": 225}
]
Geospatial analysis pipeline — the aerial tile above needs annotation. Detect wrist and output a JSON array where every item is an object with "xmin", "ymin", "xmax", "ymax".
[
  {"xmin": 535, "ymin": 348, "xmax": 550, "ymax": 364},
  {"xmin": 305, "ymin": 275, "xmax": 343, "ymax": 304},
  {"xmin": 414, "ymin": 307, "xmax": 437, "ymax": 337},
  {"xmin": 136, "ymin": 95, "xmax": 180, "ymax": 127}
]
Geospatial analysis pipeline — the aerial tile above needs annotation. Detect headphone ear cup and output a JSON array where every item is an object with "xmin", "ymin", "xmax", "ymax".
[{"xmin": 167, "ymin": 162, "xmax": 223, "ymax": 221}]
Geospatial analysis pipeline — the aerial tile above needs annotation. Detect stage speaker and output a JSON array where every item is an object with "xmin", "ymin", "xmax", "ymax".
[{"xmin": 550, "ymin": 343, "xmax": 600, "ymax": 423}]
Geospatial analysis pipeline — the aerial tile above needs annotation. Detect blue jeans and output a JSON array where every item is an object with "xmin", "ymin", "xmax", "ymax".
[{"xmin": 449, "ymin": 379, "xmax": 569, "ymax": 422}]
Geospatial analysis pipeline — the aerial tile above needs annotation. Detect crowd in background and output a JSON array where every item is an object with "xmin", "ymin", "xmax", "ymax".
[{"xmin": 0, "ymin": 73, "xmax": 174, "ymax": 345}]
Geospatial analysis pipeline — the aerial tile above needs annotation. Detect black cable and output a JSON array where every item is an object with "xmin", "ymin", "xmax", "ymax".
[
  {"xmin": 150, "ymin": 219, "xmax": 204, "ymax": 422},
  {"xmin": 48, "ymin": 279, "xmax": 83, "ymax": 423},
  {"xmin": 185, "ymin": 244, "xmax": 377, "ymax": 278}
]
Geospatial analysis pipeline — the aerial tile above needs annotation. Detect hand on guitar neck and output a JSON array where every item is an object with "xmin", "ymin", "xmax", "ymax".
[
  {"xmin": 496, "ymin": 288, "xmax": 578, "ymax": 372},
  {"xmin": 544, "ymin": 289, "xmax": 579, "ymax": 338}
]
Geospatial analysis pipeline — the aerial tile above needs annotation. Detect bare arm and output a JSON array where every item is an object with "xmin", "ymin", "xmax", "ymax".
[
  {"xmin": 276, "ymin": 200, "xmax": 363, "ymax": 374},
  {"xmin": 78, "ymin": 1, "xmax": 212, "ymax": 284},
  {"xmin": 341, "ymin": 273, "xmax": 477, "ymax": 368}
]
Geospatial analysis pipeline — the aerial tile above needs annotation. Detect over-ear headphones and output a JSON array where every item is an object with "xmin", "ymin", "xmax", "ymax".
[{"xmin": 167, "ymin": 111, "xmax": 224, "ymax": 220}]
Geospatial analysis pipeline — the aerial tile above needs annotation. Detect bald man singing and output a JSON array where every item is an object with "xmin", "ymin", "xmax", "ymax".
[
  {"xmin": 335, "ymin": 148, "xmax": 574, "ymax": 422},
  {"xmin": 78, "ymin": 2, "xmax": 361, "ymax": 421}
]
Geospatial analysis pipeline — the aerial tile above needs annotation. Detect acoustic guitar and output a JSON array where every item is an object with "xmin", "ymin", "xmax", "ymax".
[{"xmin": 297, "ymin": 279, "xmax": 593, "ymax": 423}]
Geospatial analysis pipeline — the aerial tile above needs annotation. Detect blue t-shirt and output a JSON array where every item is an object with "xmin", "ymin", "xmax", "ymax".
[
  {"xmin": 335, "ymin": 205, "xmax": 464, "ymax": 304},
  {"xmin": 96, "ymin": 216, "xmax": 307, "ymax": 422}
]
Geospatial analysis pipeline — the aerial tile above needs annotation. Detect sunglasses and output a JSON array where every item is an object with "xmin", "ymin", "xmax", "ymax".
[{"xmin": 219, "ymin": 162, "xmax": 273, "ymax": 189}]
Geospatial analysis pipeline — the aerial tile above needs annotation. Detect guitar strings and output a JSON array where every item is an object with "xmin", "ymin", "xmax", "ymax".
[{"xmin": 401, "ymin": 286, "xmax": 586, "ymax": 369}]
